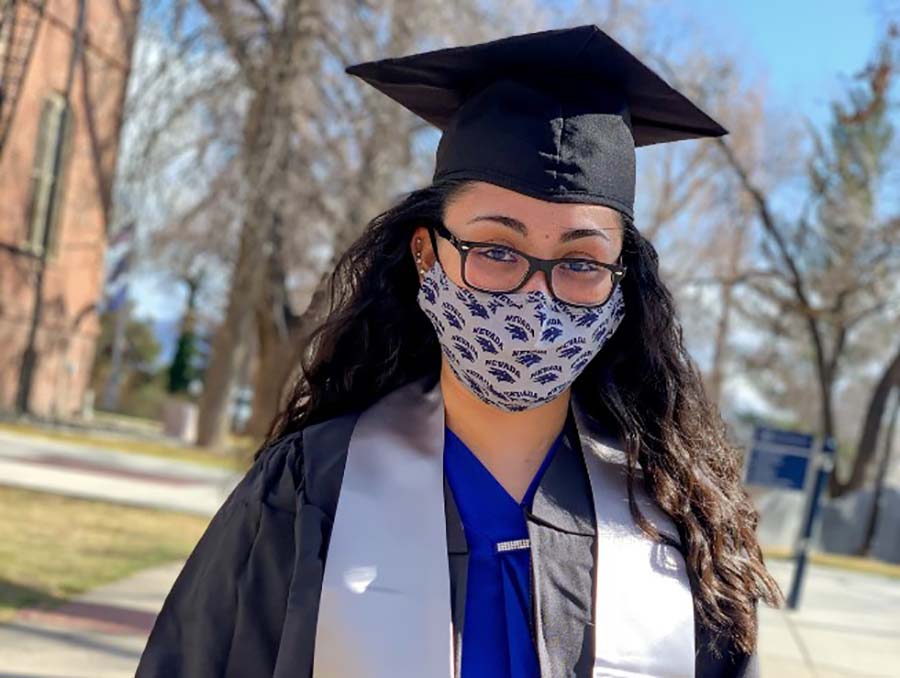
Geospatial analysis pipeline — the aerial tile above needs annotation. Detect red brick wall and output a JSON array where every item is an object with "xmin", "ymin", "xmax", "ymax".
[{"xmin": 0, "ymin": 0, "xmax": 140, "ymax": 416}]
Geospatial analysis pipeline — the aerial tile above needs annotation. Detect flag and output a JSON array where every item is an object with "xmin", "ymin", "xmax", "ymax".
[
  {"xmin": 107, "ymin": 250, "xmax": 132, "ymax": 286},
  {"xmin": 103, "ymin": 283, "xmax": 128, "ymax": 314},
  {"xmin": 109, "ymin": 220, "xmax": 136, "ymax": 248}
]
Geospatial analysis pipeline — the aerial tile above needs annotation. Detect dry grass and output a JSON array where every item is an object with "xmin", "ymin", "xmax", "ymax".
[
  {"xmin": 0, "ymin": 485, "xmax": 210, "ymax": 622},
  {"xmin": 762, "ymin": 547, "xmax": 900, "ymax": 579}
]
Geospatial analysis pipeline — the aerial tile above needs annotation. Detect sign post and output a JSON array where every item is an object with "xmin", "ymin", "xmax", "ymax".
[
  {"xmin": 786, "ymin": 436, "xmax": 836, "ymax": 610},
  {"xmin": 744, "ymin": 426, "xmax": 836, "ymax": 610}
]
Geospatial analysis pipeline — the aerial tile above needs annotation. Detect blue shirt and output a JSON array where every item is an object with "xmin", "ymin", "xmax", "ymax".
[{"xmin": 443, "ymin": 424, "xmax": 567, "ymax": 678}]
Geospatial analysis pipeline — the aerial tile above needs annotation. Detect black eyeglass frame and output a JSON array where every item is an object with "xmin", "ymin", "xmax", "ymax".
[{"xmin": 426, "ymin": 219, "xmax": 627, "ymax": 308}]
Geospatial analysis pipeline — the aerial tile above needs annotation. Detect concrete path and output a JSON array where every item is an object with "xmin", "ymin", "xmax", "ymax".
[
  {"xmin": 0, "ymin": 430, "xmax": 242, "ymax": 516},
  {"xmin": 0, "ymin": 556, "xmax": 896, "ymax": 677},
  {"xmin": 0, "ymin": 561, "xmax": 182, "ymax": 678},
  {"xmin": 759, "ymin": 559, "xmax": 900, "ymax": 677}
]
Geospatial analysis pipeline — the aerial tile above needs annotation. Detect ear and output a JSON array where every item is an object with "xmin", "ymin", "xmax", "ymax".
[{"xmin": 410, "ymin": 226, "xmax": 436, "ymax": 277}]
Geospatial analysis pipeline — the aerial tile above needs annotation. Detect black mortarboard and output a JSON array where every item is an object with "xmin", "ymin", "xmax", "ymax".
[{"xmin": 344, "ymin": 24, "xmax": 727, "ymax": 220}]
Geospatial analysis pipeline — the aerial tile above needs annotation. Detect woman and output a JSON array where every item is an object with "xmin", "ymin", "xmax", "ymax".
[{"xmin": 136, "ymin": 24, "xmax": 783, "ymax": 678}]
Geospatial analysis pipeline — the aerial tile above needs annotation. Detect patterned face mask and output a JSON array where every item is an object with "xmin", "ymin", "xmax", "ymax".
[{"xmin": 415, "ymin": 257, "xmax": 626, "ymax": 411}]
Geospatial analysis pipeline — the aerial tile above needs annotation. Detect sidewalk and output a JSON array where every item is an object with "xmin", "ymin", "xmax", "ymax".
[
  {"xmin": 759, "ymin": 559, "xmax": 900, "ymax": 677},
  {"xmin": 0, "ymin": 429, "xmax": 242, "ymax": 516},
  {"xmin": 0, "ymin": 561, "xmax": 183, "ymax": 678},
  {"xmin": 0, "ymin": 556, "xmax": 896, "ymax": 677}
]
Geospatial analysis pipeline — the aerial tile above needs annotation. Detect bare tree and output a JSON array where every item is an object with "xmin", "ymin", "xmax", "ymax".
[
  {"xmin": 127, "ymin": 0, "xmax": 899, "ymax": 464},
  {"xmin": 713, "ymin": 28, "xmax": 900, "ymax": 496},
  {"xmin": 151, "ymin": 0, "xmax": 561, "ymax": 445}
]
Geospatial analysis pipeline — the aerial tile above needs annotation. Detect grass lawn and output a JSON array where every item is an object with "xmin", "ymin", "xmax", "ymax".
[
  {"xmin": 0, "ymin": 485, "xmax": 211, "ymax": 622},
  {"xmin": 0, "ymin": 421, "xmax": 254, "ymax": 472}
]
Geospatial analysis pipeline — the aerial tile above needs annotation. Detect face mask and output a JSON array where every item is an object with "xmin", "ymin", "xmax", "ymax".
[{"xmin": 415, "ymin": 257, "xmax": 625, "ymax": 412}]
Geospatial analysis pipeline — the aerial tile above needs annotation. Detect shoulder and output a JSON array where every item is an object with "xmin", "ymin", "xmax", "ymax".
[
  {"xmin": 252, "ymin": 409, "xmax": 363, "ymax": 518},
  {"xmin": 136, "ymin": 411, "xmax": 364, "ymax": 677},
  {"xmin": 136, "ymin": 432, "xmax": 305, "ymax": 675}
]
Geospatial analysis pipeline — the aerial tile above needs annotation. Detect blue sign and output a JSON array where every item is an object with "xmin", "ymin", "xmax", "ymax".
[
  {"xmin": 753, "ymin": 427, "xmax": 815, "ymax": 449},
  {"xmin": 745, "ymin": 426, "xmax": 816, "ymax": 490}
]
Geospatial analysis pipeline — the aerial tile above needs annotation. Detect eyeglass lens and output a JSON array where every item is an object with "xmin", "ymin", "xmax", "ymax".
[{"xmin": 464, "ymin": 245, "xmax": 614, "ymax": 306}]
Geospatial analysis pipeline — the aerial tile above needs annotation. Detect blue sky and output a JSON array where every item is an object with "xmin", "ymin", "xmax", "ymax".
[{"xmin": 678, "ymin": 0, "xmax": 885, "ymax": 129}]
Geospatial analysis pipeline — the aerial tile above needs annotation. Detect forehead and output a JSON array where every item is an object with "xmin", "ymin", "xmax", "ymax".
[{"xmin": 445, "ymin": 180, "xmax": 622, "ymax": 234}]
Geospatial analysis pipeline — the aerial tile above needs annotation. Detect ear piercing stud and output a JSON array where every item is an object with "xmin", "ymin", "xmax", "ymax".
[{"xmin": 415, "ymin": 240, "xmax": 426, "ymax": 274}]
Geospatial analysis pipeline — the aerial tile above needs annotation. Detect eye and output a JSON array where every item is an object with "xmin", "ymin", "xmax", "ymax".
[
  {"xmin": 478, "ymin": 246, "xmax": 520, "ymax": 263},
  {"xmin": 559, "ymin": 258, "xmax": 601, "ymax": 273}
]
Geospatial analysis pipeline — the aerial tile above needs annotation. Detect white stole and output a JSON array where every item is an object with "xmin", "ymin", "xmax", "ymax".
[{"xmin": 313, "ymin": 376, "xmax": 695, "ymax": 677}]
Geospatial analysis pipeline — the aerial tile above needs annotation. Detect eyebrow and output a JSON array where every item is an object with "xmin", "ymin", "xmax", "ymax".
[{"xmin": 466, "ymin": 214, "xmax": 612, "ymax": 242}]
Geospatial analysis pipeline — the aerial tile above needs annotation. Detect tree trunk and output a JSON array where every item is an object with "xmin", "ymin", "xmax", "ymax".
[
  {"xmin": 707, "ymin": 221, "xmax": 744, "ymax": 407},
  {"xmin": 245, "ymin": 301, "xmax": 304, "ymax": 438},
  {"xmin": 245, "ymin": 264, "xmax": 337, "ymax": 438},
  {"xmin": 195, "ymin": 222, "xmax": 265, "ymax": 447},
  {"xmin": 196, "ymin": 90, "xmax": 279, "ymax": 448},
  {"xmin": 840, "ymin": 342, "xmax": 900, "ymax": 494},
  {"xmin": 858, "ymin": 386, "xmax": 899, "ymax": 556},
  {"xmin": 707, "ymin": 280, "xmax": 733, "ymax": 406}
]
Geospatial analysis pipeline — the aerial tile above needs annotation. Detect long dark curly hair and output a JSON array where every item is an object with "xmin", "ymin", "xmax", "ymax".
[{"xmin": 262, "ymin": 177, "xmax": 784, "ymax": 655}]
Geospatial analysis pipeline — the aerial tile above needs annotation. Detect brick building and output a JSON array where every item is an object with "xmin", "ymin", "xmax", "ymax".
[{"xmin": 0, "ymin": 0, "xmax": 139, "ymax": 416}]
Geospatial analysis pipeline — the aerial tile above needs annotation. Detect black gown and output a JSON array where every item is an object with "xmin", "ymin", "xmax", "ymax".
[{"xmin": 135, "ymin": 405, "xmax": 759, "ymax": 678}]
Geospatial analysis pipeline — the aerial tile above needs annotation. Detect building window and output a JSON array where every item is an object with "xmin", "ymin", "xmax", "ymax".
[
  {"xmin": 0, "ymin": 0, "xmax": 14, "ymax": 136},
  {"xmin": 25, "ymin": 91, "xmax": 73, "ymax": 256},
  {"xmin": 2, "ymin": 0, "xmax": 47, "ymax": 157}
]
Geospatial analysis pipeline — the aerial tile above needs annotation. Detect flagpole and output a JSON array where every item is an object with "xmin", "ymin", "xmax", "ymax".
[{"xmin": 101, "ymin": 282, "xmax": 129, "ymax": 411}]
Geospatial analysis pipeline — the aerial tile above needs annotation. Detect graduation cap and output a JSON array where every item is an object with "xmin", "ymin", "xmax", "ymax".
[{"xmin": 344, "ymin": 24, "xmax": 727, "ymax": 221}]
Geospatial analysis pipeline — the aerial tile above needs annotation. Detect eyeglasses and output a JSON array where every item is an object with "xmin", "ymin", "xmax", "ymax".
[{"xmin": 427, "ymin": 220, "xmax": 626, "ymax": 307}]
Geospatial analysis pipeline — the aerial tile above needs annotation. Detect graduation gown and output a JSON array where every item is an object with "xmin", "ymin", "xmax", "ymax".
[{"xmin": 135, "ymin": 379, "xmax": 760, "ymax": 678}]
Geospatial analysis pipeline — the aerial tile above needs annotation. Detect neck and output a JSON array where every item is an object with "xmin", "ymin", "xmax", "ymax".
[{"xmin": 439, "ymin": 359, "xmax": 570, "ymax": 502}]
